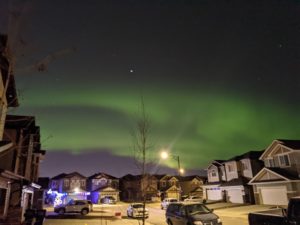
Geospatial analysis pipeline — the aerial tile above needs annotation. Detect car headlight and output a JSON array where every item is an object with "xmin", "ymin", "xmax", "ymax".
[
  {"xmin": 217, "ymin": 218, "xmax": 222, "ymax": 223},
  {"xmin": 193, "ymin": 221, "xmax": 203, "ymax": 225}
]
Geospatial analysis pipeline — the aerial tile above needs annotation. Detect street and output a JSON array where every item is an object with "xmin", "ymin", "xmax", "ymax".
[{"xmin": 43, "ymin": 202, "xmax": 272, "ymax": 225}]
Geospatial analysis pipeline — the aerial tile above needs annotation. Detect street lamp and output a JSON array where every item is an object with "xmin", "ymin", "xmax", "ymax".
[{"xmin": 160, "ymin": 150, "xmax": 184, "ymax": 175}]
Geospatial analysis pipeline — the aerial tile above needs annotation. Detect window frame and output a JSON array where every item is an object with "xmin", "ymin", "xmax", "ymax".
[{"xmin": 278, "ymin": 153, "xmax": 291, "ymax": 167}]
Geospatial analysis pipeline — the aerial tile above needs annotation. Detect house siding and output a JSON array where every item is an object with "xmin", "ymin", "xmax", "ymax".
[{"xmin": 225, "ymin": 161, "xmax": 238, "ymax": 181}]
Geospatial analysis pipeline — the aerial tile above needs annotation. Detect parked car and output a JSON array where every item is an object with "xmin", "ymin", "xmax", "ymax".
[
  {"xmin": 166, "ymin": 202, "xmax": 222, "ymax": 225},
  {"xmin": 100, "ymin": 196, "xmax": 116, "ymax": 204},
  {"xmin": 54, "ymin": 199, "xmax": 92, "ymax": 215},
  {"xmin": 248, "ymin": 197, "xmax": 300, "ymax": 225},
  {"xmin": 161, "ymin": 198, "xmax": 179, "ymax": 210},
  {"xmin": 127, "ymin": 203, "xmax": 149, "ymax": 218},
  {"xmin": 184, "ymin": 196, "xmax": 203, "ymax": 203}
]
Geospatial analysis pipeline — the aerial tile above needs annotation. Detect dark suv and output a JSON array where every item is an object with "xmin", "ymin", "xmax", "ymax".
[{"xmin": 166, "ymin": 202, "xmax": 222, "ymax": 225}]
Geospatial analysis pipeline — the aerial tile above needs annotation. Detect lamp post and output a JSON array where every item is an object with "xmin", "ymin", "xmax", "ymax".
[{"xmin": 160, "ymin": 151, "xmax": 184, "ymax": 175}]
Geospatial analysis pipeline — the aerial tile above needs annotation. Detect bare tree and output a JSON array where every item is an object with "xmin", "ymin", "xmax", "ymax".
[{"xmin": 132, "ymin": 96, "xmax": 151, "ymax": 225}]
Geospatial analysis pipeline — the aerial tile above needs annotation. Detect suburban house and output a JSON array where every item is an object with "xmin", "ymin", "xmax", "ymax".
[
  {"xmin": 1, "ymin": 115, "xmax": 46, "ymax": 223},
  {"xmin": 203, "ymin": 151, "xmax": 263, "ymax": 204},
  {"xmin": 156, "ymin": 175, "xmax": 181, "ymax": 200},
  {"xmin": 248, "ymin": 139, "xmax": 300, "ymax": 206},
  {"xmin": 220, "ymin": 151, "xmax": 263, "ymax": 203},
  {"xmin": 0, "ymin": 34, "xmax": 46, "ymax": 225},
  {"xmin": 202, "ymin": 160, "xmax": 226, "ymax": 201},
  {"xmin": 120, "ymin": 174, "xmax": 158, "ymax": 202},
  {"xmin": 179, "ymin": 175, "xmax": 205, "ymax": 199},
  {"xmin": 87, "ymin": 172, "xmax": 119, "ymax": 204},
  {"xmin": 50, "ymin": 172, "xmax": 88, "ymax": 204}
]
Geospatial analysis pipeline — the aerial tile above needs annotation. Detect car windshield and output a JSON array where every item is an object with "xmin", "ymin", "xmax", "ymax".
[
  {"xmin": 132, "ymin": 204, "xmax": 144, "ymax": 208},
  {"xmin": 186, "ymin": 204, "xmax": 211, "ymax": 215}
]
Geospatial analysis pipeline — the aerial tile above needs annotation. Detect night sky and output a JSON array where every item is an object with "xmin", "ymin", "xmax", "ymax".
[{"xmin": 1, "ymin": 0, "xmax": 300, "ymax": 178}]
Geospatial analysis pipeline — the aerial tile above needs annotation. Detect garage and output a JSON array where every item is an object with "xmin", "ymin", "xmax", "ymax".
[
  {"xmin": 207, "ymin": 189, "xmax": 222, "ymax": 201},
  {"xmin": 227, "ymin": 189, "xmax": 244, "ymax": 203},
  {"xmin": 260, "ymin": 186, "xmax": 288, "ymax": 205}
]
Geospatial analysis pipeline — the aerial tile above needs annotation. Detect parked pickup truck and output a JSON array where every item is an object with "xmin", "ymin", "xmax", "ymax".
[{"xmin": 248, "ymin": 197, "xmax": 300, "ymax": 225}]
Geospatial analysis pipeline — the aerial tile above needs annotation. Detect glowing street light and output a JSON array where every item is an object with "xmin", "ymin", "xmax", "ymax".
[{"xmin": 160, "ymin": 150, "xmax": 184, "ymax": 175}]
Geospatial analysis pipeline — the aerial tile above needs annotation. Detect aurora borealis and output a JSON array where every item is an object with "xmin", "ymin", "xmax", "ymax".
[{"xmin": 1, "ymin": 0, "xmax": 300, "ymax": 177}]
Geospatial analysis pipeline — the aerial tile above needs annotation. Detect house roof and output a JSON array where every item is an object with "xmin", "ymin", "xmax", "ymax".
[
  {"xmin": 177, "ymin": 175, "xmax": 206, "ymax": 182},
  {"xmin": 277, "ymin": 139, "xmax": 300, "ymax": 149},
  {"xmin": 65, "ymin": 172, "xmax": 86, "ymax": 179},
  {"xmin": 226, "ymin": 150, "xmax": 264, "ymax": 162},
  {"xmin": 5, "ymin": 115, "xmax": 36, "ymax": 128},
  {"xmin": 248, "ymin": 167, "xmax": 300, "ymax": 184},
  {"xmin": 51, "ymin": 173, "xmax": 67, "ymax": 180},
  {"xmin": 93, "ymin": 186, "xmax": 119, "ymax": 192},
  {"xmin": 267, "ymin": 168, "xmax": 299, "ymax": 180},
  {"xmin": 88, "ymin": 172, "xmax": 117, "ymax": 180},
  {"xmin": 260, "ymin": 139, "xmax": 300, "ymax": 160},
  {"xmin": 120, "ymin": 174, "xmax": 157, "ymax": 181}
]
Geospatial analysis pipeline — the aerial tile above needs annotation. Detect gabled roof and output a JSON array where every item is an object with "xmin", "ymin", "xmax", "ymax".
[
  {"xmin": 260, "ymin": 139, "xmax": 300, "ymax": 160},
  {"xmin": 248, "ymin": 167, "xmax": 300, "ymax": 185},
  {"xmin": 153, "ymin": 174, "xmax": 166, "ymax": 180},
  {"xmin": 65, "ymin": 172, "xmax": 86, "ymax": 179},
  {"xmin": 120, "ymin": 174, "xmax": 157, "ymax": 181},
  {"xmin": 227, "ymin": 150, "xmax": 264, "ymax": 162},
  {"xmin": 160, "ymin": 184, "xmax": 181, "ymax": 192},
  {"xmin": 277, "ymin": 139, "xmax": 300, "ymax": 149},
  {"xmin": 51, "ymin": 173, "xmax": 67, "ymax": 180},
  {"xmin": 206, "ymin": 160, "xmax": 224, "ymax": 169},
  {"xmin": 177, "ymin": 175, "xmax": 205, "ymax": 182},
  {"xmin": 93, "ymin": 186, "xmax": 119, "ymax": 192},
  {"xmin": 88, "ymin": 172, "xmax": 117, "ymax": 180}
]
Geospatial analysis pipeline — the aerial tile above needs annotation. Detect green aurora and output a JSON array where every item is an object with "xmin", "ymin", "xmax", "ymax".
[{"xmin": 14, "ymin": 80, "xmax": 300, "ymax": 171}]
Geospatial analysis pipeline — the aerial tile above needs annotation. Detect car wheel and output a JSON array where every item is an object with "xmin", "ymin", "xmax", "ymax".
[
  {"xmin": 58, "ymin": 208, "xmax": 65, "ymax": 215},
  {"xmin": 167, "ymin": 219, "xmax": 173, "ymax": 225},
  {"xmin": 81, "ymin": 209, "xmax": 89, "ymax": 215}
]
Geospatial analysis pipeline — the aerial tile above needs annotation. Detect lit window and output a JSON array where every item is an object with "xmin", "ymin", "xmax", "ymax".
[{"xmin": 64, "ymin": 180, "xmax": 69, "ymax": 187}]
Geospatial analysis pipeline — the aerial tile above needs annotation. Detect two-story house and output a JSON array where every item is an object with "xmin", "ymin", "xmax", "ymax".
[
  {"xmin": 120, "ymin": 174, "xmax": 158, "ymax": 202},
  {"xmin": 1, "ymin": 115, "xmax": 45, "ymax": 223},
  {"xmin": 50, "ymin": 172, "xmax": 88, "ymax": 204},
  {"xmin": 220, "ymin": 151, "xmax": 263, "ymax": 203},
  {"xmin": 179, "ymin": 175, "xmax": 206, "ymax": 199},
  {"xmin": 87, "ymin": 172, "xmax": 119, "ymax": 204},
  {"xmin": 249, "ymin": 140, "xmax": 300, "ymax": 206},
  {"xmin": 202, "ymin": 160, "xmax": 226, "ymax": 201},
  {"xmin": 156, "ymin": 175, "xmax": 181, "ymax": 200},
  {"xmin": 0, "ymin": 35, "xmax": 47, "ymax": 224}
]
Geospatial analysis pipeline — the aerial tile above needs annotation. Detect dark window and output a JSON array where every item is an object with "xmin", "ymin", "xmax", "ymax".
[
  {"xmin": 291, "ymin": 201, "xmax": 300, "ymax": 218},
  {"xmin": 167, "ymin": 204, "xmax": 180, "ymax": 213}
]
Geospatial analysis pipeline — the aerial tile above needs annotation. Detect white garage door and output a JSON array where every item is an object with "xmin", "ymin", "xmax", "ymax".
[
  {"xmin": 207, "ymin": 189, "xmax": 222, "ymax": 200},
  {"xmin": 260, "ymin": 186, "xmax": 288, "ymax": 206},
  {"xmin": 227, "ymin": 189, "xmax": 244, "ymax": 203}
]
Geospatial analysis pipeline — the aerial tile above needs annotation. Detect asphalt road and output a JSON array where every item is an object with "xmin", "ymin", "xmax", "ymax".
[{"xmin": 44, "ymin": 202, "xmax": 264, "ymax": 225}]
